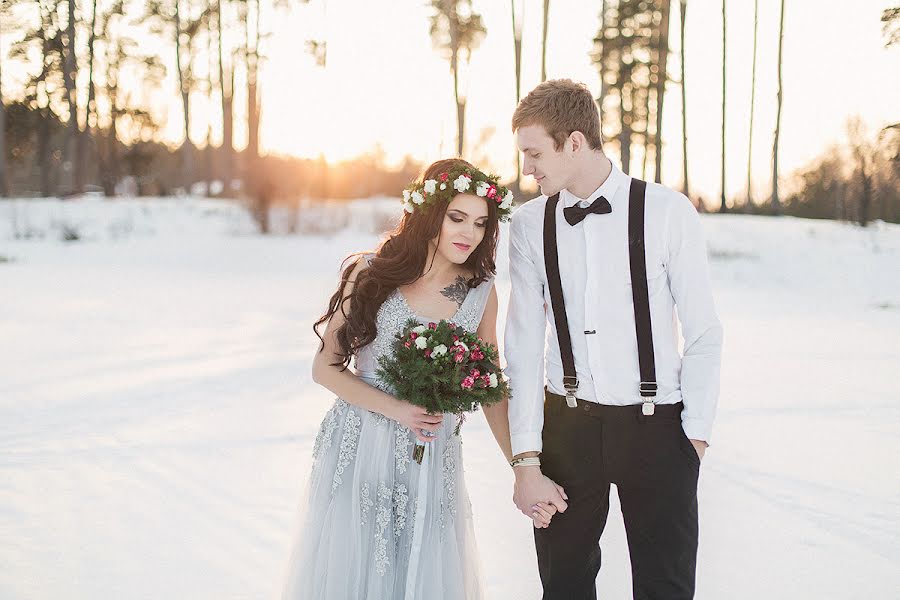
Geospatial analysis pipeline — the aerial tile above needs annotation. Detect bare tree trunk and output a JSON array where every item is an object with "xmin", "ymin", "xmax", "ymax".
[
  {"xmin": 745, "ymin": 0, "xmax": 758, "ymax": 211},
  {"xmin": 858, "ymin": 162, "xmax": 872, "ymax": 227},
  {"xmin": 641, "ymin": 88, "xmax": 652, "ymax": 181},
  {"xmin": 771, "ymin": 0, "xmax": 785, "ymax": 215},
  {"xmin": 597, "ymin": 0, "xmax": 608, "ymax": 113},
  {"xmin": 619, "ymin": 63, "xmax": 634, "ymax": 175},
  {"xmin": 653, "ymin": 0, "xmax": 671, "ymax": 184},
  {"xmin": 449, "ymin": 10, "xmax": 464, "ymax": 157},
  {"xmin": 81, "ymin": 0, "xmax": 100, "ymax": 196},
  {"xmin": 175, "ymin": 0, "xmax": 194, "ymax": 191},
  {"xmin": 38, "ymin": 77, "xmax": 52, "ymax": 197},
  {"xmin": 512, "ymin": 0, "xmax": 522, "ymax": 192},
  {"xmin": 0, "ymin": 15, "xmax": 7, "ymax": 197},
  {"xmin": 679, "ymin": 0, "xmax": 689, "ymax": 197},
  {"xmin": 205, "ymin": 0, "xmax": 215, "ymax": 196},
  {"xmin": 246, "ymin": 0, "xmax": 267, "ymax": 232},
  {"xmin": 246, "ymin": 0, "xmax": 261, "ymax": 166},
  {"xmin": 541, "ymin": 0, "xmax": 549, "ymax": 82},
  {"xmin": 719, "ymin": 0, "xmax": 726, "ymax": 212},
  {"xmin": 218, "ymin": 0, "xmax": 234, "ymax": 194},
  {"xmin": 62, "ymin": 0, "xmax": 80, "ymax": 195}
]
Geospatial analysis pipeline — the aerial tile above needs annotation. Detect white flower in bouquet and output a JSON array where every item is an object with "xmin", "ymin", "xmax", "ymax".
[
  {"xmin": 453, "ymin": 340, "xmax": 469, "ymax": 352},
  {"xmin": 423, "ymin": 179, "xmax": 437, "ymax": 194},
  {"xmin": 412, "ymin": 325, "xmax": 427, "ymax": 335},
  {"xmin": 453, "ymin": 175, "xmax": 471, "ymax": 193},
  {"xmin": 415, "ymin": 336, "xmax": 428, "ymax": 349},
  {"xmin": 431, "ymin": 344, "xmax": 448, "ymax": 357},
  {"xmin": 488, "ymin": 373, "xmax": 498, "ymax": 388}
]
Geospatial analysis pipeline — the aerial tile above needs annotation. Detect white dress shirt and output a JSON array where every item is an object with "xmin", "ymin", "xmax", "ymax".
[{"xmin": 505, "ymin": 163, "xmax": 723, "ymax": 456}]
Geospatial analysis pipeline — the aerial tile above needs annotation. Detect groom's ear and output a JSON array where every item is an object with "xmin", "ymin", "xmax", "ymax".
[{"xmin": 568, "ymin": 131, "xmax": 587, "ymax": 154}]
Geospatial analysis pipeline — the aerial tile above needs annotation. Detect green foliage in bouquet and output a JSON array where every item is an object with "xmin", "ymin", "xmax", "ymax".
[{"xmin": 376, "ymin": 318, "xmax": 509, "ymax": 417}]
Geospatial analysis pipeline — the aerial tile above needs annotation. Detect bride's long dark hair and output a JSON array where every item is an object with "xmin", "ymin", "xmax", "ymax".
[{"xmin": 313, "ymin": 158, "xmax": 500, "ymax": 369}]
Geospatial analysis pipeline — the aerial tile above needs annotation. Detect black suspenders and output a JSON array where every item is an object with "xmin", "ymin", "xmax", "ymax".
[{"xmin": 542, "ymin": 178, "xmax": 659, "ymax": 414}]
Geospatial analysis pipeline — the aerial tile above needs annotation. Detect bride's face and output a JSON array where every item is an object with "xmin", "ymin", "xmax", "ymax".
[{"xmin": 430, "ymin": 193, "xmax": 489, "ymax": 265}]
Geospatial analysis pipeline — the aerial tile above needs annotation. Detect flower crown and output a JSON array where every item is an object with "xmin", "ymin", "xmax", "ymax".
[{"xmin": 401, "ymin": 167, "xmax": 514, "ymax": 222}]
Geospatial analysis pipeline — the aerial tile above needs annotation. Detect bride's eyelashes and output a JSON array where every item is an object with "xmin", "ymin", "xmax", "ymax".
[{"xmin": 448, "ymin": 215, "xmax": 487, "ymax": 228}]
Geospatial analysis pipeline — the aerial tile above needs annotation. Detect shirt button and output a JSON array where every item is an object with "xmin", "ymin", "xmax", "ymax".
[{"xmin": 583, "ymin": 403, "xmax": 591, "ymax": 412}]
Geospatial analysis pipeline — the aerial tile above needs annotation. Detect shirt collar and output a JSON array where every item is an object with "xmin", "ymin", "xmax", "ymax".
[{"xmin": 561, "ymin": 161, "xmax": 628, "ymax": 208}]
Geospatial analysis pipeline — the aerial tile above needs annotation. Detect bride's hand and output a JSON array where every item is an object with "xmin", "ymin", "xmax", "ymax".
[
  {"xmin": 388, "ymin": 400, "xmax": 444, "ymax": 443},
  {"xmin": 531, "ymin": 501, "xmax": 557, "ymax": 529}
]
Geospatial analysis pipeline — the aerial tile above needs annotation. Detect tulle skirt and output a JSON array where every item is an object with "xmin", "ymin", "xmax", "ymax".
[{"xmin": 282, "ymin": 398, "xmax": 484, "ymax": 599}]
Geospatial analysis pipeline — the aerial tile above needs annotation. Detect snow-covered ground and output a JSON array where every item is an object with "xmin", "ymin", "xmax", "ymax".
[{"xmin": 1, "ymin": 198, "xmax": 898, "ymax": 599}]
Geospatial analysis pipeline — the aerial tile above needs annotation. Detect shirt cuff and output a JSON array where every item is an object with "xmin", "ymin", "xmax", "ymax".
[
  {"xmin": 681, "ymin": 416, "xmax": 713, "ymax": 445},
  {"xmin": 511, "ymin": 432, "xmax": 543, "ymax": 457}
]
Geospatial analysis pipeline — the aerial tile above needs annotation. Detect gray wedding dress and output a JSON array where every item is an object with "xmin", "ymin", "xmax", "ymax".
[{"xmin": 282, "ymin": 267, "xmax": 494, "ymax": 600}]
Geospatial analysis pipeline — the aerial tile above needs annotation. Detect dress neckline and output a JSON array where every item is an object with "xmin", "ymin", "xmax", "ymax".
[{"xmin": 394, "ymin": 284, "xmax": 475, "ymax": 324}]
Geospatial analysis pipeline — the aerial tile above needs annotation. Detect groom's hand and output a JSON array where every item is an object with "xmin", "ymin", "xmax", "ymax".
[
  {"xmin": 689, "ymin": 439, "xmax": 708, "ymax": 461},
  {"xmin": 513, "ymin": 465, "xmax": 568, "ymax": 527}
]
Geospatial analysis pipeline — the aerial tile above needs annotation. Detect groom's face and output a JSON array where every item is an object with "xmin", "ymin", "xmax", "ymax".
[{"xmin": 516, "ymin": 124, "xmax": 572, "ymax": 197}]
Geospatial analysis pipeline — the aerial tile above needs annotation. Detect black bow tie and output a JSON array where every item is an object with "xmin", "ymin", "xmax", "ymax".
[{"xmin": 563, "ymin": 196, "xmax": 612, "ymax": 226}]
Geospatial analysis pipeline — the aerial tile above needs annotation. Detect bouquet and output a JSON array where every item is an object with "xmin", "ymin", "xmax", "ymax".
[{"xmin": 377, "ymin": 318, "xmax": 510, "ymax": 463}]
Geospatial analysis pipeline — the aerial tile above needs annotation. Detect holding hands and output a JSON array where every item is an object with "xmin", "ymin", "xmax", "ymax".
[{"xmin": 512, "ymin": 462, "xmax": 568, "ymax": 529}]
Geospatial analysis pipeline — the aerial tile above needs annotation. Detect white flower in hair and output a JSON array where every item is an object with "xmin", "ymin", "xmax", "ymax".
[
  {"xmin": 415, "ymin": 336, "xmax": 428, "ymax": 349},
  {"xmin": 499, "ymin": 190, "xmax": 514, "ymax": 210},
  {"xmin": 411, "ymin": 191, "xmax": 425, "ymax": 205},
  {"xmin": 475, "ymin": 181, "xmax": 490, "ymax": 197},
  {"xmin": 402, "ymin": 189, "xmax": 411, "ymax": 202},
  {"xmin": 453, "ymin": 175, "xmax": 470, "ymax": 193},
  {"xmin": 423, "ymin": 179, "xmax": 437, "ymax": 194},
  {"xmin": 440, "ymin": 183, "xmax": 447, "ymax": 190},
  {"xmin": 403, "ymin": 201, "xmax": 415, "ymax": 213}
]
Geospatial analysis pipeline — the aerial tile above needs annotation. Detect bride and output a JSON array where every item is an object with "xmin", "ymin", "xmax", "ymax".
[{"xmin": 282, "ymin": 158, "xmax": 556, "ymax": 599}]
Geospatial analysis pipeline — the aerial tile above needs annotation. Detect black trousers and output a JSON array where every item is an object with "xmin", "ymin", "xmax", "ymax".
[{"xmin": 534, "ymin": 391, "xmax": 701, "ymax": 600}]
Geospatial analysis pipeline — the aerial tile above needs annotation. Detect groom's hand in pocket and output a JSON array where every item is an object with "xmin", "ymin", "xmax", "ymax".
[{"xmin": 513, "ymin": 465, "xmax": 568, "ymax": 527}]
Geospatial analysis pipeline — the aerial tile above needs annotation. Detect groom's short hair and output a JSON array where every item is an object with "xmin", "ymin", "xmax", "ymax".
[{"xmin": 512, "ymin": 79, "xmax": 603, "ymax": 152}]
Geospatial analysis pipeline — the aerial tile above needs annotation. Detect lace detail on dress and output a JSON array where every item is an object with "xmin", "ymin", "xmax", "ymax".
[
  {"xmin": 368, "ymin": 292, "xmax": 410, "ymax": 371},
  {"xmin": 439, "ymin": 436, "xmax": 459, "ymax": 536},
  {"xmin": 360, "ymin": 482, "xmax": 374, "ymax": 527},
  {"xmin": 394, "ymin": 426, "xmax": 413, "ymax": 475},
  {"xmin": 312, "ymin": 399, "xmax": 346, "ymax": 462},
  {"xmin": 331, "ymin": 409, "xmax": 362, "ymax": 494},
  {"xmin": 374, "ymin": 483, "xmax": 392, "ymax": 576},
  {"xmin": 452, "ymin": 299, "xmax": 482, "ymax": 332},
  {"xmin": 393, "ymin": 483, "xmax": 409, "ymax": 536}
]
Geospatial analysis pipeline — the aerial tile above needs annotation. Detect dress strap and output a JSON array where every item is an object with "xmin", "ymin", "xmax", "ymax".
[{"xmin": 468, "ymin": 277, "xmax": 495, "ymax": 327}]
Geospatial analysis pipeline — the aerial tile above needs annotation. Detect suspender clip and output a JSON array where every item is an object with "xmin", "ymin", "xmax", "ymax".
[
  {"xmin": 563, "ymin": 376, "xmax": 579, "ymax": 408},
  {"xmin": 640, "ymin": 381, "xmax": 657, "ymax": 415}
]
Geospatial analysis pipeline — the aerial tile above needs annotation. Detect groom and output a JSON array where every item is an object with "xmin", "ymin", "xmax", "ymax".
[{"xmin": 504, "ymin": 79, "xmax": 723, "ymax": 599}]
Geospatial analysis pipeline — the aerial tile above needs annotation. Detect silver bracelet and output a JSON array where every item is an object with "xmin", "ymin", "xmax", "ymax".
[{"xmin": 510, "ymin": 456, "xmax": 541, "ymax": 468}]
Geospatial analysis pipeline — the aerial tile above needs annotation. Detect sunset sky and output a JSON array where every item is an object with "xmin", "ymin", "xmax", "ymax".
[{"xmin": 4, "ymin": 0, "xmax": 899, "ymax": 204}]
